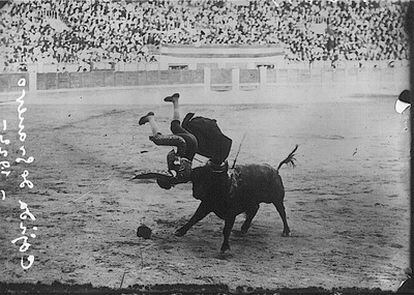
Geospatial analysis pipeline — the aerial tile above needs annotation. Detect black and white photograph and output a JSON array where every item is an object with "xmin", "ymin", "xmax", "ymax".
[{"xmin": 0, "ymin": 0, "xmax": 412, "ymax": 294}]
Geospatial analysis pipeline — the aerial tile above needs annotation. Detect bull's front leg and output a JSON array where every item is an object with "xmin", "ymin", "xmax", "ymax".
[
  {"xmin": 220, "ymin": 216, "xmax": 236, "ymax": 253},
  {"xmin": 175, "ymin": 202, "xmax": 211, "ymax": 237}
]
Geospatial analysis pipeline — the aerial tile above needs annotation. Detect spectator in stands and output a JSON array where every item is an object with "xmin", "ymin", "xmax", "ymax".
[{"xmin": 0, "ymin": 0, "xmax": 409, "ymax": 72}]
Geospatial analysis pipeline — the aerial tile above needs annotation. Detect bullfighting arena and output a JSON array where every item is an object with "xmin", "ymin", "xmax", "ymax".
[{"xmin": 0, "ymin": 82, "xmax": 410, "ymax": 292}]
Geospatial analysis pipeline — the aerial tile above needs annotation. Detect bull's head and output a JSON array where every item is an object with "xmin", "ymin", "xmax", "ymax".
[
  {"xmin": 190, "ymin": 165, "xmax": 230, "ymax": 201},
  {"xmin": 190, "ymin": 166, "xmax": 211, "ymax": 200}
]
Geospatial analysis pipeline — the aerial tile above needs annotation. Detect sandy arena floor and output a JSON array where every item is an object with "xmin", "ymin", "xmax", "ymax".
[{"xmin": 0, "ymin": 84, "xmax": 410, "ymax": 291}]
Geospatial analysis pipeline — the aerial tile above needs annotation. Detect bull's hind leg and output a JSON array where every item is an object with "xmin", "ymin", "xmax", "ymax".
[
  {"xmin": 273, "ymin": 202, "xmax": 290, "ymax": 237},
  {"xmin": 240, "ymin": 205, "xmax": 259, "ymax": 234}
]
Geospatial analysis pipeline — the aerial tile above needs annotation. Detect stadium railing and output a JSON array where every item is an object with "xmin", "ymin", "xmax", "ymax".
[{"xmin": 0, "ymin": 60, "xmax": 409, "ymax": 94}]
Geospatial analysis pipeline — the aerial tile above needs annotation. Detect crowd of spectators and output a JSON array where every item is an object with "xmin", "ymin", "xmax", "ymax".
[{"xmin": 0, "ymin": 0, "xmax": 409, "ymax": 71}]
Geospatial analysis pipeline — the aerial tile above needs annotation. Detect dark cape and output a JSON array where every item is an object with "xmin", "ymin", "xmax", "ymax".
[{"xmin": 182, "ymin": 113, "xmax": 232, "ymax": 165}]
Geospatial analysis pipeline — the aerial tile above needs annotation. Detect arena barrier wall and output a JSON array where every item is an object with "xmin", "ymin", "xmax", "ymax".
[
  {"xmin": 0, "ymin": 66, "xmax": 408, "ymax": 94},
  {"xmin": 0, "ymin": 73, "xmax": 29, "ymax": 93},
  {"xmin": 240, "ymin": 69, "xmax": 260, "ymax": 84},
  {"xmin": 36, "ymin": 70, "xmax": 204, "ymax": 90},
  {"xmin": 210, "ymin": 69, "xmax": 232, "ymax": 85},
  {"xmin": 265, "ymin": 67, "xmax": 408, "ymax": 91}
]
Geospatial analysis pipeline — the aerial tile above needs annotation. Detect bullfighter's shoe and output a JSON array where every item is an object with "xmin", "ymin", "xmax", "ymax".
[
  {"xmin": 139, "ymin": 112, "xmax": 154, "ymax": 125},
  {"xmin": 164, "ymin": 93, "xmax": 180, "ymax": 102}
]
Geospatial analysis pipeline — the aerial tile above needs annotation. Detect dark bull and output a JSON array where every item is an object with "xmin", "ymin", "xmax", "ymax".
[
  {"xmin": 133, "ymin": 145, "xmax": 298, "ymax": 253},
  {"xmin": 176, "ymin": 145, "xmax": 298, "ymax": 253}
]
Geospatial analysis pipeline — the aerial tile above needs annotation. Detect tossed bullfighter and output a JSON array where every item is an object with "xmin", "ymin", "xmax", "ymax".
[{"xmin": 138, "ymin": 92, "xmax": 232, "ymax": 188}]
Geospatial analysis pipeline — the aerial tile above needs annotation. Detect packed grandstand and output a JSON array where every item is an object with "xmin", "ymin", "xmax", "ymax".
[{"xmin": 0, "ymin": 0, "xmax": 409, "ymax": 72}]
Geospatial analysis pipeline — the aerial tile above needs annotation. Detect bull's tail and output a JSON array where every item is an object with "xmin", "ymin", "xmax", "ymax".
[{"xmin": 276, "ymin": 145, "xmax": 298, "ymax": 172}]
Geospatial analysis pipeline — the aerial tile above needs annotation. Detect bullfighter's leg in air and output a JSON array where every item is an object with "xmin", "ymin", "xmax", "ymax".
[
  {"xmin": 139, "ymin": 112, "xmax": 159, "ymax": 135},
  {"xmin": 139, "ymin": 112, "xmax": 188, "ymax": 160},
  {"xmin": 164, "ymin": 92, "xmax": 180, "ymax": 121}
]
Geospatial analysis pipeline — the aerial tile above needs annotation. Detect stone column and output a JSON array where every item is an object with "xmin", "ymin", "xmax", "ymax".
[
  {"xmin": 204, "ymin": 67, "xmax": 211, "ymax": 91},
  {"xmin": 259, "ymin": 66, "xmax": 266, "ymax": 89},
  {"xmin": 27, "ymin": 64, "xmax": 37, "ymax": 92},
  {"xmin": 232, "ymin": 68, "xmax": 239, "ymax": 91}
]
